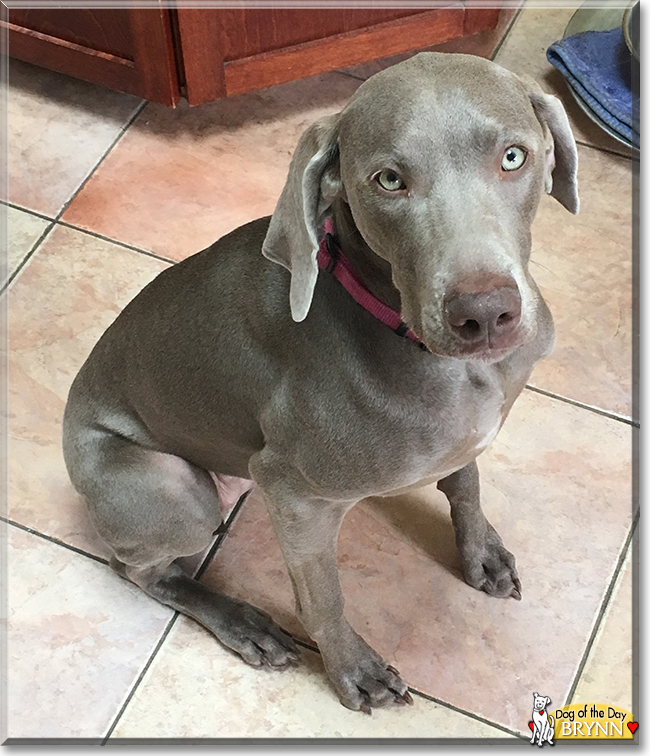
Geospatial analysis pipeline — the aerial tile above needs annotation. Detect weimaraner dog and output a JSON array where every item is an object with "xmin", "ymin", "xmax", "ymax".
[{"xmin": 63, "ymin": 52, "xmax": 579, "ymax": 713}]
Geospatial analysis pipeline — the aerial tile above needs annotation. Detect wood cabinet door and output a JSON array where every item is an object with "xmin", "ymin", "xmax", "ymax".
[
  {"xmin": 176, "ymin": 6, "xmax": 500, "ymax": 105},
  {"xmin": 3, "ymin": 7, "xmax": 180, "ymax": 105}
]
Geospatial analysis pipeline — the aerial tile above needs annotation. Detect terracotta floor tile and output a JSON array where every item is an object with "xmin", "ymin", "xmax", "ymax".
[
  {"xmin": 201, "ymin": 390, "xmax": 631, "ymax": 734},
  {"xmin": 62, "ymin": 73, "xmax": 361, "ymax": 260},
  {"xmin": 529, "ymin": 145, "xmax": 633, "ymax": 417},
  {"xmin": 110, "ymin": 616, "xmax": 512, "ymax": 740},
  {"xmin": 494, "ymin": 6, "xmax": 635, "ymax": 158},
  {"xmin": 6, "ymin": 524, "xmax": 172, "ymax": 740},
  {"xmin": 7, "ymin": 224, "xmax": 169, "ymax": 556},
  {"xmin": 4, "ymin": 205, "xmax": 52, "ymax": 287},
  {"xmin": 572, "ymin": 545, "xmax": 635, "ymax": 714},
  {"xmin": 7, "ymin": 59, "xmax": 143, "ymax": 217}
]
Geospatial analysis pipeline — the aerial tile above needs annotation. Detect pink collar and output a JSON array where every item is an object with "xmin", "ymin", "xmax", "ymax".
[{"xmin": 316, "ymin": 219, "xmax": 427, "ymax": 350}]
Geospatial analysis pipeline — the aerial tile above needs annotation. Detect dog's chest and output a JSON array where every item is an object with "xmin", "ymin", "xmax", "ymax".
[{"xmin": 277, "ymin": 359, "xmax": 510, "ymax": 499}]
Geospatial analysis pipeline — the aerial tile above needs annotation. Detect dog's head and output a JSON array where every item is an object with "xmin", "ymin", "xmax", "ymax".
[
  {"xmin": 533, "ymin": 692, "xmax": 552, "ymax": 711},
  {"xmin": 263, "ymin": 53, "xmax": 578, "ymax": 361}
]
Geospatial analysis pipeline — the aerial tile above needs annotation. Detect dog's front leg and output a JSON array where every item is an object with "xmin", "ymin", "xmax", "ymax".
[
  {"xmin": 438, "ymin": 461, "xmax": 521, "ymax": 600},
  {"xmin": 258, "ymin": 484, "xmax": 412, "ymax": 713}
]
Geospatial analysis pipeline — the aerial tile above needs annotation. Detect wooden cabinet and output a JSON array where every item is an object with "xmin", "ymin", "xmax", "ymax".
[
  {"xmin": 3, "ymin": 5, "xmax": 500, "ymax": 107},
  {"xmin": 4, "ymin": 7, "xmax": 180, "ymax": 105}
]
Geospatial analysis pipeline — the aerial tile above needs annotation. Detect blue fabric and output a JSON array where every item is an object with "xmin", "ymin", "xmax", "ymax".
[{"xmin": 547, "ymin": 27, "xmax": 639, "ymax": 147}]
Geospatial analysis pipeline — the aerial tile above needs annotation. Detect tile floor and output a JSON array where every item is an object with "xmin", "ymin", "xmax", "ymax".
[{"xmin": 2, "ymin": 4, "xmax": 638, "ymax": 744}]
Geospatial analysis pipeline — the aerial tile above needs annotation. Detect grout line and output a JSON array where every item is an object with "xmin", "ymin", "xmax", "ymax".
[
  {"xmin": 489, "ymin": 4, "xmax": 525, "ymax": 61},
  {"xmin": 1, "ymin": 219, "xmax": 56, "ymax": 294},
  {"xmin": 2, "ymin": 516, "xmax": 109, "ymax": 566},
  {"xmin": 1, "ymin": 199, "xmax": 55, "ymax": 224},
  {"xmin": 564, "ymin": 509, "xmax": 639, "ymax": 706},
  {"xmin": 407, "ymin": 687, "xmax": 526, "ymax": 740},
  {"xmin": 334, "ymin": 68, "xmax": 365, "ymax": 82},
  {"xmin": 53, "ymin": 99, "xmax": 147, "ymax": 225},
  {"xmin": 54, "ymin": 220, "xmax": 177, "ymax": 265},
  {"xmin": 523, "ymin": 384, "xmax": 638, "ymax": 427},
  {"xmin": 194, "ymin": 489, "xmax": 251, "ymax": 581},
  {"xmin": 101, "ymin": 612, "xmax": 180, "ymax": 745},
  {"xmin": 2, "ymin": 218, "xmax": 175, "ymax": 298},
  {"xmin": 294, "ymin": 637, "xmax": 319, "ymax": 654}
]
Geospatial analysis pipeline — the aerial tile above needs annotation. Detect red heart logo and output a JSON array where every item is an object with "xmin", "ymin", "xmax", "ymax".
[
  {"xmin": 628, "ymin": 722, "xmax": 639, "ymax": 734},
  {"xmin": 528, "ymin": 722, "xmax": 534, "ymax": 731}
]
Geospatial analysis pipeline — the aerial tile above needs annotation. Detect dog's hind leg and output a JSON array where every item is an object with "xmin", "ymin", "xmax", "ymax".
[{"xmin": 64, "ymin": 430, "xmax": 298, "ymax": 668}]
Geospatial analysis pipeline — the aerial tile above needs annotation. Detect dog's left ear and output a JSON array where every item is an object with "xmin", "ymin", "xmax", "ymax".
[
  {"xmin": 523, "ymin": 77, "xmax": 580, "ymax": 215},
  {"xmin": 262, "ymin": 113, "xmax": 342, "ymax": 322}
]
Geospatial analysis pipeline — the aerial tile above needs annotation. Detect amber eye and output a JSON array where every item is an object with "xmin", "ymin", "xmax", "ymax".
[
  {"xmin": 501, "ymin": 146, "xmax": 527, "ymax": 171},
  {"xmin": 376, "ymin": 169, "xmax": 406, "ymax": 191}
]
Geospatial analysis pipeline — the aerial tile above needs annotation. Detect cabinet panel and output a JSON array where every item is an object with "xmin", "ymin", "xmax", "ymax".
[
  {"xmin": 4, "ymin": 8, "xmax": 179, "ymax": 106},
  {"xmin": 216, "ymin": 8, "xmax": 428, "ymax": 60},
  {"xmin": 8, "ymin": 8, "xmax": 134, "ymax": 60},
  {"xmin": 177, "ymin": 5, "xmax": 496, "ymax": 106},
  {"xmin": 224, "ymin": 10, "xmax": 465, "ymax": 98}
]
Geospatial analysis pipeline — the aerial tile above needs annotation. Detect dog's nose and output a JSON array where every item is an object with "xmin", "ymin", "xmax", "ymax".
[{"xmin": 444, "ymin": 286, "xmax": 522, "ymax": 348}]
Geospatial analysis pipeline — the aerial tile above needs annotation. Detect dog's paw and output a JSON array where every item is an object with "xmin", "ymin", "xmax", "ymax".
[
  {"xmin": 217, "ymin": 598, "xmax": 300, "ymax": 668},
  {"xmin": 324, "ymin": 632, "xmax": 413, "ymax": 713},
  {"xmin": 461, "ymin": 526, "xmax": 521, "ymax": 600}
]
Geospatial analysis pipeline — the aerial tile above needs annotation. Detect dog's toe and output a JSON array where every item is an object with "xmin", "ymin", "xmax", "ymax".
[
  {"xmin": 327, "ymin": 634, "xmax": 412, "ymax": 714},
  {"xmin": 339, "ymin": 666, "xmax": 411, "ymax": 713},
  {"xmin": 215, "ymin": 598, "xmax": 300, "ymax": 668},
  {"xmin": 462, "ymin": 532, "xmax": 521, "ymax": 600}
]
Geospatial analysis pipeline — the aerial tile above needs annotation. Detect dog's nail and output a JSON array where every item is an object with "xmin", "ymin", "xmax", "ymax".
[
  {"xmin": 360, "ymin": 702, "xmax": 372, "ymax": 715},
  {"xmin": 511, "ymin": 587, "xmax": 522, "ymax": 601},
  {"xmin": 401, "ymin": 690, "xmax": 414, "ymax": 705},
  {"xmin": 513, "ymin": 577, "xmax": 522, "ymax": 592},
  {"xmin": 394, "ymin": 695, "xmax": 406, "ymax": 705},
  {"xmin": 387, "ymin": 664, "xmax": 400, "ymax": 676}
]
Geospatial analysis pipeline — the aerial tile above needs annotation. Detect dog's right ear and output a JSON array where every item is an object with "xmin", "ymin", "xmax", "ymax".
[{"xmin": 262, "ymin": 113, "xmax": 341, "ymax": 322}]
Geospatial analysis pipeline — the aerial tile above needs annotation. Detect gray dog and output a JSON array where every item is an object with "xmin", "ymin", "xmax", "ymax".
[{"xmin": 63, "ymin": 53, "xmax": 578, "ymax": 713}]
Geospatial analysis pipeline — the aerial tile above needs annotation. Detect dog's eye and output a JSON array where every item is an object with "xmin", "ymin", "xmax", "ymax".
[
  {"xmin": 501, "ymin": 146, "xmax": 527, "ymax": 171},
  {"xmin": 376, "ymin": 170, "xmax": 406, "ymax": 191}
]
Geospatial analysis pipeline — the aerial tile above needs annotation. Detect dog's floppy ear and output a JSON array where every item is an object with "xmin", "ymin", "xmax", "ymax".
[
  {"xmin": 522, "ymin": 77, "xmax": 579, "ymax": 215},
  {"xmin": 262, "ymin": 113, "xmax": 341, "ymax": 322}
]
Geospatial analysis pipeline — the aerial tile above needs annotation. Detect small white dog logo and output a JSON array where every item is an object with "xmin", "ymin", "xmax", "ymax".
[{"xmin": 530, "ymin": 692, "xmax": 555, "ymax": 746}]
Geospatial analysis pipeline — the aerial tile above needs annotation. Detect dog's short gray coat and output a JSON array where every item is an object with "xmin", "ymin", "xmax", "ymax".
[{"xmin": 63, "ymin": 53, "xmax": 578, "ymax": 712}]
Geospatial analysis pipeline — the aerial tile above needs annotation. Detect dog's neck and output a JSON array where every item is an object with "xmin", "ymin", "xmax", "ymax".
[{"xmin": 329, "ymin": 200, "xmax": 402, "ymax": 313}]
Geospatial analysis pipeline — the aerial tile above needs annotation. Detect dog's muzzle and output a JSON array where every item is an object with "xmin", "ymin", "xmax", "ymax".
[{"xmin": 443, "ymin": 280, "xmax": 524, "ymax": 356}]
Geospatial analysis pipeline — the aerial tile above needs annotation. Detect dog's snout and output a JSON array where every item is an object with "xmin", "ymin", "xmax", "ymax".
[{"xmin": 444, "ymin": 285, "xmax": 522, "ymax": 349}]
